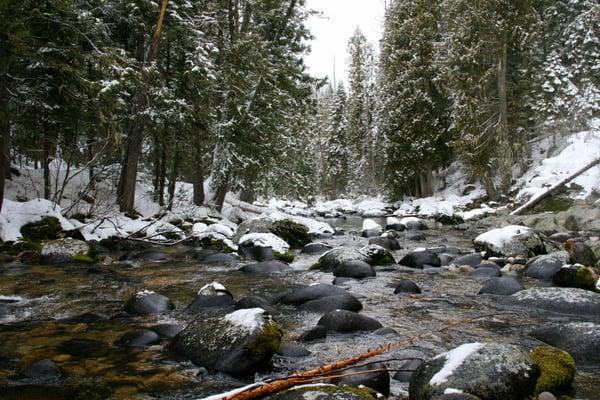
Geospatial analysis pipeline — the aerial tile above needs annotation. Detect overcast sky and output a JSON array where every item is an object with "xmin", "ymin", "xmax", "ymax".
[{"xmin": 304, "ymin": 0, "xmax": 386, "ymax": 85}]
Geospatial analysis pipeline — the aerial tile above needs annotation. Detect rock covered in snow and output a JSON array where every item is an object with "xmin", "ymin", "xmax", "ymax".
[
  {"xmin": 192, "ymin": 222, "xmax": 208, "ymax": 235},
  {"xmin": 361, "ymin": 219, "xmax": 383, "ymax": 237},
  {"xmin": 170, "ymin": 308, "xmax": 282, "ymax": 376},
  {"xmin": 474, "ymin": 225, "xmax": 545, "ymax": 257},
  {"xmin": 124, "ymin": 290, "xmax": 174, "ymax": 316},
  {"xmin": 317, "ymin": 247, "xmax": 370, "ymax": 272},
  {"xmin": 40, "ymin": 238, "xmax": 93, "ymax": 264},
  {"xmin": 188, "ymin": 281, "xmax": 235, "ymax": 311},
  {"xmin": 386, "ymin": 216, "xmax": 405, "ymax": 231},
  {"xmin": 238, "ymin": 233, "xmax": 289, "ymax": 254},
  {"xmin": 409, "ymin": 343, "xmax": 538, "ymax": 400},
  {"xmin": 360, "ymin": 244, "xmax": 396, "ymax": 264},
  {"xmin": 0, "ymin": 199, "xmax": 75, "ymax": 242},
  {"xmin": 205, "ymin": 223, "xmax": 235, "ymax": 238}
]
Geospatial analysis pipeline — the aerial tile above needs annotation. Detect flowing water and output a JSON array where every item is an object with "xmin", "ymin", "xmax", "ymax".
[{"xmin": 0, "ymin": 217, "xmax": 598, "ymax": 399}]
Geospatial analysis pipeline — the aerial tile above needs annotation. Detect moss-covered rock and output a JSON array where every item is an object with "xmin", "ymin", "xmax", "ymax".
[
  {"xmin": 40, "ymin": 238, "xmax": 95, "ymax": 264},
  {"xmin": 170, "ymin": 308, "xmax": 282, "ymax": 376},
  {"xmin": 0, "ymin": 239, "xmax": 42, "ymax": 256},
  {"xmin": 20, "ymin": 216, "xmax": 62, "ymax": 241},
  {"xmin": 271, "ymin": 219, "xmax": 311, "ymax": 249},
  {"xmin": 309, "ymin": 261, "xmax": 321, "ymax": 270},
  {"xmin": 531, "ymin": 346, "xmax": 576, "ymax": 395},
  {"xmin": 273, "ymin": 250, "xmax": 295, "ymax": 263},
  {"xmin": 552, "ymin": 264, "xmax": 598, "ymax": 290},
  {"xmin": 531, "ymin": 195, "xmax": 574, "ymax": 214}
]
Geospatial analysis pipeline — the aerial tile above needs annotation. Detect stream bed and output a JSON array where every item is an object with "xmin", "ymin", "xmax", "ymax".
[{"xmin": 0, "ymin": 217, "xmax": 598, "ymax": 399}]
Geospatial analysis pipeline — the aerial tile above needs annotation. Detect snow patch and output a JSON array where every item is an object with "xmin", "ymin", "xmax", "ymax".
[
  {"xmin": 238, "ymin": 233, "xmax": 290, "ymax": 253},
  {"xmin": 362, "ymin": 219, "xmax": 382, "ymax": 232},
  {"xmin": 224, "ymin": 308, "xmax": 266, "ymax": 332},
  {"xmin": 0, "ymin": 199, "xmax": 75, "ymax": 242},
  {"xmin": 430, "ymin": 343, "xmax": 484, "ymax": 386}
]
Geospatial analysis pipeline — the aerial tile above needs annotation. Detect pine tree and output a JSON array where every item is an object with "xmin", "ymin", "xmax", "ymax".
[{"xmin": 323, "ymin": 83, "xmax": 350, "ymax": 198}]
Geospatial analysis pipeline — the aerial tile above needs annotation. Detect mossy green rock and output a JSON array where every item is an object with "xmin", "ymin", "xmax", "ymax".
[
  {"xmin": 274, "ymin": 250, "xmax": 295, "ymax": 263},
  {"xmin": 20, "ymin": 216, "xmax": 62, "ymax": 241},
  {"xmin": 271, "ymin": 219, "xmax": 311, "ymax": 249},
  {"xmin": 0, "ymin": 239, "xmax": 42, "ymax": 256},
  {"xmin": 531, "ymin": 346, "xmax": 576, "ymax": 395},
  {"xmin": 552, "ymin": 264, "xmax": 597, "ymax": 289},
  {"xmin": 267, "ymin": 384, "xmax": 377, "ymax": 400},
  {"xmin": 170, "ymin": 308, "xmax": 282, "ymax": 376}
]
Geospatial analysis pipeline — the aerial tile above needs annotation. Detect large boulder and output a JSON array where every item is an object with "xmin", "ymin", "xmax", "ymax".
[
  {"xmin": 409, "ymin": 343, "xmax": 539, "ymax": 400},
  {"xmin": 188, "ymin": 282, "xmax": 235, "ymax": 311},
  {"xmin": 40, "ymin": 238, "xmax": 94, "ymax": 264},
  {"xmin": 399, "ymin": 250, "xmax": 441, "ymax": 269},
  {"xmin": 232, "ymin": 217, "xmax": 274, "ymax": 243},
  {"xmin": 478, "ymin": 276, "xmax": 524, "ymax": 296},
  {"xmin": 238, "ymin": 233, "xmax": 290, "ymax": 262},
  {"xmin": 334, "ymin": 260, "xmax": 376, "ymax": 279},
  {"xmin": 170, "ymin": 308, "xmax": 282, "ymax": 376},
  {"xmin": 280, "ymin": 284, "xmax": 349, "ymax": 306},
  {"xmin": 124, "ymin": 290, "xmax": 174, "ymax": 316},
  {"xmin": 317, "ymin": 310, "xmax": 382, "ymax": 333},
  {"xmin": 271, "ymin": 219, "xmax": 311, "ymax": 249},
  {"xmin": 474, "ymin": 225, "xmax": 545, "ymax": 257},
  {"xmin": 317, "ymin": 247, "xmax": 370, "ymax": 272},
  {"xmin": 509, "ymin": 287, "xmax": 600, "ymax": 316},
  {"xmin": 530, "ymin": 322, "xmax": 600, "ymax": 366},
  {"xmin": 530, "ymin": 346, "xmax": 576, "ymax": 395},
  {"xmin": 525, "ymin": 252, "xmax": 570, "ymax": 281}
]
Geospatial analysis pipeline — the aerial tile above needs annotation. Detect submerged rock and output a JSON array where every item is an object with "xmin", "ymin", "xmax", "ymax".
[
  {"xmin": 240, "ymin": 260, "xmax": 292, "ymax": 274},
  {"xmin": 530, "ymin": 322, "xmax": 600, "ymax": 366},
  {"xmin": 124, "ymin": 290, "xmax": 174, "ymax": 316},
  {"xmin": 394, "ymin": 279, "xmax": 422, "ymax": 295},
  {"xmin": 474, "ymin": 225, "xmax": 545, "ymax": 257},
  {"xmin": 409, "ymin": 343, "xmax": 539, "ymax": 400},
  {"xmin": 478, "ymin": 276, "xmax": 524, "ymax": 296},
  {"xmin": 334, "ymin": 260, "xmax": 376, "ymax": 279},
  {"xmin": 317, "ymin": 310, "xmax": 382, "ymax": 333},
  {"xmin": 469, "ymin": 266, "xmax": 501, "ymax": 280},
  {"xmin": 299, "ymin": 294, "xmax": 363, "ymax": 314},
  {"xmin": 20, "ymin": 359, "xmax": 61, "ymax": 382},
  {"xmin": 280, "ymin": 284, "xmax": 349, "ymax": 306},
  {"xmin": 117, "ymin": 329, "xmax": 160, "ymax": 347},
  {"xmin": 170, "ymin": 308, "xmax": 282, "ymax": 376}
]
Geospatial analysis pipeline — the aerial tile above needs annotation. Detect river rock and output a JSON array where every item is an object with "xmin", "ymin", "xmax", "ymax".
[
  {"xmin": 552, "ymin": 264, "xmax": 598, "ymax": 289},
  {"xmin": 531, "ymin": 345, "xmax": 576, "ymax": 395},
  {"xmin": 509, "ymin": 287, "xmax": 600, "ymax": 315},
  {"xmin": 317, "ymin": 310, "xmax": 382, "ymax": 333},
  {"xmin": 549, "ymin": 233, "xmax": 573, "ymax": 244},
  {"xmin": 232, "ymin": 217, "xmax": 274, "ymax": 243},
  {"xmin": 331, "ymin": 362, "xmax": 390, "ymax": 396},
  {"xmin": 117, "ymin": 329, "xmax": 160, "ymax": 347},
  {"xmin": 360, "ymin": 244, "xmax": 396, "ymax": 264},
  {"xmin": 297, "ymin": 325, "xmax": 326, "ymax": 342},
  {"xmin": 386, "ymin": 217, "xmax": 406, "ymax": 231},
  {"xmin": 267, "ymin": 384, "xmax": 378, "ymax": 400},
  {"xmin": 525, "ymin": 252, "xmax": 570, "ymax": 281},
  {"xmin": 334, "ymin": 260, "xmax": 376, "ymax": 279},
  {"xmin": 405, "ymin": 230, "xmax": 426, "ymax": 241},
  {"xmin": 152, "ymin": 323, "xmax": 183, "ymax": 339},
  {"xmin": 566, "ymin": 240, "xmax": 597, "ymax": 267},
  {"xmin": 317, "ymin": 247, "xmax": 370, "ymax": 272},
  {"xmin": 393, "ymin": 359, "xmax": 424, "ymax": 382},
  {"xmin": 299, "ymin": 294, "xmax": 363, "ymax": 313},
  {"xmin": 202, "ymin": 252, "xmax": 238, "ymax": 264},
  {"xmin": 240, "ymin": 260, "xmax": 291, "ymax": 274},
  {"xmin": 453, "ymin": 253, "xmax": 483, "ymax": 268},
  {"xmin": 474, "ymin": 225, "xmax": 545, "ymax": 257},
  {"xmin": 394, "ymin": 279, "xmax": 422, "ymax": 295},
  {"xmin": 124, "ymin": 290, "xmax": 174, "ymax": 316},
  {"xmin": 369, "ymin": 236, "xmax": 401, "ymax": 251},
  {"xmin": 399, "ymin": 250, "xmax": 441, "ymax": 269},
  {"xmin": 280, "ymin": 284, "xmax": 349, "ymax": 306},
  {"xmin": 236, "ymin": 295, "xmax": 277, "ymax": 315},
  {"xmin": 362, "ymin": 219, "xmax": 383, "ymax": 238},
  {"xmin": 21, "ymin": 359, "xmax": 61, "ymax": 381},
  {"xmin": 409, "ymin": 343, "xmax": 539, "ymax": 400},
  {"xmin": 530, "ymin": 322, "xmax": 600, "ymax": 366},
  {"xmin": 301, "ymin": 243, "xmax": 332, "ymax": 255},
  {"xmin": 188, "ymin": 281, "xmax": 235, "ymax": 311},
  {"xmin": 170, "ymin": 308, "xmax": 282, "ymax": 376},
  {"xmin": 470, "ymin": 266, "xmax": 502, "ymax": 280},
  {"xmin": 478, "ymin": 276, "xmax": 524, "ymax": 296},
  {"xmin": 276, "ymin": 343, "xmax": 311, "ymax": 358},
  {"xmin": 402, "ymin": 217, "xmax": 428, "ymax": 230},
  {"xmin": 40, "ymin": 238, "xmax": 93, "ymax": 264}
]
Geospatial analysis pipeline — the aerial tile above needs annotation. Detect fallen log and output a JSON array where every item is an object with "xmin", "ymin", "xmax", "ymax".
[{"xmin": 510, "ymin": 157, "xmax": 600, "ymax": 216}]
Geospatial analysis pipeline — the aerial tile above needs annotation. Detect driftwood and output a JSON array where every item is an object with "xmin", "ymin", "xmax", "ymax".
[
  {"xmin": 216, "ymin": 313, "xmax": 515, "ymax": 400},
  {"xmin": 510, "ymin": 157, "xmax": 600, "ymax": 216}
]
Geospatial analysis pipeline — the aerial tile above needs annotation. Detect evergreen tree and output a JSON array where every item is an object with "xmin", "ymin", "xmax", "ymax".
[{"xmin": 323, "ymin": 83, "xmax": 350, "ymax": 198}]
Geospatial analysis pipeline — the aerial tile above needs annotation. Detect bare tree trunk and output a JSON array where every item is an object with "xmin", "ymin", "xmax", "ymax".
[
  {"xmin": 43, "ymin": 128, "xmax": 51, "ymax": 200},
  {"xmin": 483, "ymin": 171, "xmax": 497, "ymax": 201},
  {"xmin": 0, "ymin": 37, "xmax": 8, "ymax": 212},
  {"xmin": 192, "ymin": 134, "xmax": 204, "ymax": 206},
  {"xmin": 215, "ymin": 174, "xmax": 229, "ymax": 212},
  {"xmin": 87, "ymin": 134, "xmax": 95, "ymax": 190},
  {"xmin": 117, "ymin": 0, "xmax": 169, "ymax": 213},
  {"xmin": 497, "ymin": 36, "xmax": 512, "ymax": 194},
  {"xmin": 167, "ymin": 140, "xmax": 180, "ymax": 211}
]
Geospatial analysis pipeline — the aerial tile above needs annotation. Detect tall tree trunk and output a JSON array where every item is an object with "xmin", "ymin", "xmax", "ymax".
[
  {"xmin": 215, "ymin": 179, "xmax": 229, "ymax": 212},
  {"xmin": 117, "ymin": 0, "xmax": 169, "ymax": 213},
  {"xmin": 43, "ymin": 128, "xmax": 51, "ymax": 200},
  {"xmin": 0, "ymin": 37, "xmax": 8, "ymax": 212},
  {"xmin": 167, "ymin": 140, "xmax": 180, "ymax": 211},
  {"xmin": 497, "ymin": 36, "xmax": 512, "ymax": 194},
  {"xmin": 192, "ymin": 134, "xmax": 204, "ymax": 206},
  {"xmin": 87, "ymin": 134, "xmax": 95, "ymax": 190},
  {"xmin": 239, "ymin": 171, "xmax": 256, "ymax": 203},
  {"xmin": 483, "ymin": 171, "xmax": 497, "ymax": 201}
]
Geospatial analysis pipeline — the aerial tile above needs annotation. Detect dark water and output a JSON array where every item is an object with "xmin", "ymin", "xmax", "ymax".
[{"xmin": 0, "ymin": 218, "xmax": 598, "ymax": 399}]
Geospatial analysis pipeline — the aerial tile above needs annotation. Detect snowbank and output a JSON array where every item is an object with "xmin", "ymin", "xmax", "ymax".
[{"xmin": 0, "ymin": 199, "xmax": 75, "ymax": 242}]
